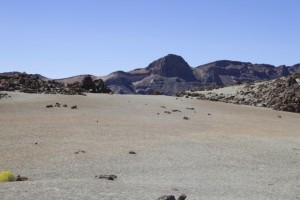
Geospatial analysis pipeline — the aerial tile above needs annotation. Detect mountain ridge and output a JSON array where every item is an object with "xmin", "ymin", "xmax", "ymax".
[
  {"xmin": 98, "ymin": 54, "xmax": 300, "ymax": 94},
  {"xmin": 1, "ymin": 54, "xmax": 300, "ymax": 95}
]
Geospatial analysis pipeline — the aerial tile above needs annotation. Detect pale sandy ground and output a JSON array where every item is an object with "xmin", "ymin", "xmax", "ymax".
[
  {"xmin": 190, "ymin": 84, "xmax": 245, "ymax": 96},
  {"xmin": 189, "ymin": 81, "xmax": 272, "ymax": 98},
  {"xmin": 0, "ymin": 92, "xmax": 299, "ymax": 200}
]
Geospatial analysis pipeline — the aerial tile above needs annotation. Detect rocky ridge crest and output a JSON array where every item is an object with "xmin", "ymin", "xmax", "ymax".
[{"xmin": 0, "ymin": 73, "xmax": 110, "ymax": 95}]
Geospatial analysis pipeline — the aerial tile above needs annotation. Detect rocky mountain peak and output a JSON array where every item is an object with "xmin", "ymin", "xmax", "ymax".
[{"xmin": 146, "ymin": 54, "xmax": 195, "ymax": 81}]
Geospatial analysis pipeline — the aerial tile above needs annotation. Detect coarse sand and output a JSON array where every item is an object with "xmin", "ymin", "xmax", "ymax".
[{"xmin": 0, "ymin": 92, "xmax": 299, "ymax": 200}]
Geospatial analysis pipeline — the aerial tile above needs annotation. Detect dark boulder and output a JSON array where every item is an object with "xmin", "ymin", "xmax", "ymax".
[{"xmin": 157, "ymin": 195, "xmax": 176, "ymax": 200}]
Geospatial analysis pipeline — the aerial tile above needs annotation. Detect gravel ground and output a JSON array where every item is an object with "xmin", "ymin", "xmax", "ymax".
[{"xmin": 0, "ymin": 92, "xmax": 299, "ymax": 200}]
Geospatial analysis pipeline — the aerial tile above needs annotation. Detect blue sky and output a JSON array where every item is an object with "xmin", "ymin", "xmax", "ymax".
[{"xmin": 1, "ymin": 0, "xmax": 299, "ymax": 78}]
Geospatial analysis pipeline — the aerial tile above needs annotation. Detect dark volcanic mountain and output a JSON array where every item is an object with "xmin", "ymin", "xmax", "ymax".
[
  {"xmin": 146, "ymin": 54, "xmax": 196, "ymax": 81},
  {"xmin": 100, "ymin": 54, "xmax": 299, "ymax": 95},
  {"xmin": 1, "ymin": 54, "xmax": 299, "ymax": 95},
  {"xmin": 102, "ymin": 54, "xmax": 201, "ymax": 95},
  {"xmin": 193, "ymin": 60, "xmax": 290, "ymax": 85}
]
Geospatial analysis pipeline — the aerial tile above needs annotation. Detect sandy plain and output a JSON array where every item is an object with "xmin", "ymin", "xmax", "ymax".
[{"xmin": 0, "ymin": 92, "xmax": 299, "ymax": 200}]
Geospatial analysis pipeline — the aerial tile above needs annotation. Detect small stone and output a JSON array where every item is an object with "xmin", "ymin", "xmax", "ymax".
[
  {"xmin": 157, "ymin": 195, "xmax": 176, "ymax": 200},
  {"xmin": 164, "ymin": 111, "xmax": 171, "ymax": 114},
  {"xmin": 16, "ymin": 175, "xmax": 28, "ymax": 181},
  {"xmin": 129, "ymin": 151, "xmax": 136, "ymax": 154},
  {"xmin": 97, "ymin": 174, "xmax": 117, "ymax": 181},
  {"xmin": 208, "ymin": 113, "xmax": 211, "ymax": 115},
  {"xmin": 183, "ymin": 116, "xmax": 190, "ymax": 120},
  {"xmin": 71, "ymin": 105, "xmax": 77, "ymax": 109},
  {"xmin": 186, "ymin": 107, "xmax": 195, "ymax": 110},
  {"xmin": 178, "ymin": 194, "xmax": 187, "ymax": 200},
  {"xmin": 172, "ymin": 109, "xmax": 181, "ymax": 112},
  {"xmin": 46, "ymin": 105, "xmax": 53, "ymax": 108}
]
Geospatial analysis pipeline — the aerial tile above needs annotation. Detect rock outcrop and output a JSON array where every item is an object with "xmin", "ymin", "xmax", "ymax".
[
  {"xmin": 0, "ymin": 92, "xmax": 9, "ymax": 99},
  {"xmin": 0, "ymin": 73, "xmax": 110, "ymax": 95},
  {"xmin": 185, "ymin": 73, "xmax": 300, "ymax": 113}
]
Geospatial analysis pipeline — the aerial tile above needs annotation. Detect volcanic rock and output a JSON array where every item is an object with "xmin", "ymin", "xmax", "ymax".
[{"xmin": 157, "ymin": 195, "xmax": 176, "ymax": 200}]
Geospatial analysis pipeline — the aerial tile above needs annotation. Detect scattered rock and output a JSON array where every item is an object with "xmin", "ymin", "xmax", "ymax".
[
  {"xmin": 161, "ymin": 106, "xmax": 167, "ymax": 109},
  {"xmin": 71, "ymin": 105, "xmax": 78, "ymax": 109},
  {"xmin": 157, "ymin": 195, "xmax": 176, "ymax": 200},
  {"xmin": 0, "ymin": 92, "xmax": 9, "ymax": 99},
  {"xmin": 208, "ymin": 113, "xmax": 211, "ymax": 115},
  {"xmin": 178, "ymin": 194, "xmax": 187, "ymax": 200},
  {"xmin": 164, "ymin": 111, "xmax": 171, "ymax": 114},
  {"xmin": 0, "ymin": 73, "xmax": 110, "ymax": 95},
  {"xmin": 186, "ymin": 107, "xmax": 195, "ymax": 110},
  {"xmin": 172, "ymin": 109, "xmax": 181, "ymax": 112},
  {"xmin": 55, "ymin": 102, "xmax": 61, "ymax": 107},
  {"xmin": 129, "ymin": 151, "xmax": 136, "ymax": 154},
  {"xmin": 96, "ymin": 174, "xmax": 117, "ymax": 181},
  {"xmin": 183, "ymin": 116, "xmax": 190, "ymax": 120},
  {"xmin": 74, "ymin": 150, "xmax": 86, "ymax": 154},
  {"xmin": 16, "ymin": 175, "xmax": 28, "ymax": 181},
  {"xmin": 186, "ymin": 73, "xmax": 300, "ymax": 113},
  {"xmin": 46, "ymin": 105, "xmax": 53, "ymax": 108},
  {"xmin": 63, "ymin": 104, "xmax": 68, "ymax": 108}
]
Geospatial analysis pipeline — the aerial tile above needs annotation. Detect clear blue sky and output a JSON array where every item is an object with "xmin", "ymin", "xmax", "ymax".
[{"xmin": 1, "ymin": 0, "xmax": 299, "ymax": 78}]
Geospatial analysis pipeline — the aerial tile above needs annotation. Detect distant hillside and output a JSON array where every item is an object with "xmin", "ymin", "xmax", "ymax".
[
  {"xmin": 1, "ymin": 54, "xmax": 300, "ymax": 95},
  {"xmin": 0, "ymin": 73, "xmax": 110, "ymax": 95},
  {"xmin": 54, "ymin": 75, "xmax": 97, "ymax": 84},
  {"xmin": 184, "ymin": 73, "xmax": 300, "ymax": 113},
  {"xmin": 97, "ymin": 54, "xmax": 300, "ymax": 95}
]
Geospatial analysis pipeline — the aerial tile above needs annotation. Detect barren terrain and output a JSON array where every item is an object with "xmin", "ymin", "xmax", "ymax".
[{"xmin": 0, "ymin": 92, "xmax": 299, "ymax": 200}]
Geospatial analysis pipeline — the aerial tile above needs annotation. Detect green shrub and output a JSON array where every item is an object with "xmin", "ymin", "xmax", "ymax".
[{"xmin": 0, "ymin": 171, "xmax": 16, "ymax": 182}]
